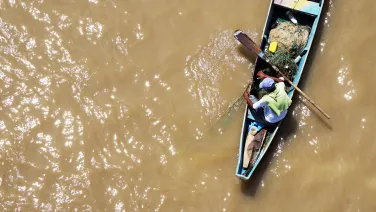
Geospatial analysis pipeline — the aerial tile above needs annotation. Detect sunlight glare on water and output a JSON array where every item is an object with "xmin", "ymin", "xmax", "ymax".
[{"xmin": 1, "ymin": 0, "xmax": 376, "ymax": 211}]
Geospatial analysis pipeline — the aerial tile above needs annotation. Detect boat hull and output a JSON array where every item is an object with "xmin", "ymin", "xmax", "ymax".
[{"xmin": 235, "ymin": 0, "xmax": 325, "ymax": 181}]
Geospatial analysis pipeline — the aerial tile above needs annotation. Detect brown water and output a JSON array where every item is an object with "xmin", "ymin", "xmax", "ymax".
[{"xmin": 1, "ymin": 0, "xmax": 376, "ymax": 211}]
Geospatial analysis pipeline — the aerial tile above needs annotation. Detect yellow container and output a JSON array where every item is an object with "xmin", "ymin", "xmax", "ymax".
[{"xmin": 269, "ymin": 42, "xmax": 278, "ymax": 53}]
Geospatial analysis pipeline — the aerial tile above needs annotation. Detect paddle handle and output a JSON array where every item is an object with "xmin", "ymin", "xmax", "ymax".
[
  {"xmin": 270, "ymin": 64, "xmax": 331, "ymax": 119},
  {"xmin": 234, "ymin": 30, "xmax": 331, "ymax": 119}
]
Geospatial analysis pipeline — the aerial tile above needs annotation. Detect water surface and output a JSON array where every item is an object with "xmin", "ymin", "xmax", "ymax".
[{"xmin": 1, "ymin": 0, "xmax": 376, "ymax": 211}]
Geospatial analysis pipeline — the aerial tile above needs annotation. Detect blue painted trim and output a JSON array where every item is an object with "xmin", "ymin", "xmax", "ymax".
[{"xmin": 235, "ymin": 0, "xmax": 324, "ymax": 181}]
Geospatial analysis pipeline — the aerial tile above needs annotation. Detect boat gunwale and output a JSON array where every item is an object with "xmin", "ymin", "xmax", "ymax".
[{"xmin": 235, "ymin": 0, "xmax": 325, "ymax": 181}]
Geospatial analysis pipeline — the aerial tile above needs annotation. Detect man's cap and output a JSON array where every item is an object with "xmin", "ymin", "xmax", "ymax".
[{"xmin": 259, "ymin": 78, "xmax": 275, "ymax": 89}]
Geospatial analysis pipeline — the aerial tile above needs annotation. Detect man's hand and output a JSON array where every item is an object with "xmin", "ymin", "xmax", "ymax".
[
  {"xmin": 243, "ymin": 91, "xmax": 250, "ymax": 100},
  {"xmin": 256, "ymin": 70, "xmax": 285, "ymax": 83},
  {"xmin": 256, "ymin": 71, "xmax": 267, "ymax": 79},
  {"xmin": 243, "ymin": 91, "xmax": 254, "ymax": 107}
]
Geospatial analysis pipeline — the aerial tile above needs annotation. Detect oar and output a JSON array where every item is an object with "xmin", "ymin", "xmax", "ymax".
[{"xmin": 233, "ymin": 30, "xmax": 330, "ymax": 119}]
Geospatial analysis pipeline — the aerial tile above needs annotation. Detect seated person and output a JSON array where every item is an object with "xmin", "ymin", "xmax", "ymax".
[{"xmin": 243, "ymin": 71, "xmax": 292, "ymax": 125}]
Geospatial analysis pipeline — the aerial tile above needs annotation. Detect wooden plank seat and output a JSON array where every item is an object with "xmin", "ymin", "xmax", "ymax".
[{"xmin": 274, "ymin": 0, "xmax": 321, "ymax": 16}]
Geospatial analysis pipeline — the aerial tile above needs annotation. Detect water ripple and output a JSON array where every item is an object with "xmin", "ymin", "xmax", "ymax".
[{"xmin": 184, "ymin": 29, "xmax": 254, "ymax": 122}]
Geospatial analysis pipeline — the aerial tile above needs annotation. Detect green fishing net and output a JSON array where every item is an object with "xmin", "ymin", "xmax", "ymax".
[{"xmin": 263, "ymin": 21, "xmax": 311, "ymax": 81}]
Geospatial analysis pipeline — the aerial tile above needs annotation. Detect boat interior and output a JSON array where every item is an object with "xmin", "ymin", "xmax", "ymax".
[{"xmin": 236, "ymin": 0, "xmax": 324, "ymax": 180}]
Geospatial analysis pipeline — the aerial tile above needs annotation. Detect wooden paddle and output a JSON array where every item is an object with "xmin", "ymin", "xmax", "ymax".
[
  {"xmin": 234, "ymin": 30, "xmax": 330, "ymax": 119},
  {"xmin": 243, "ymin": 130, "xmax": 255, "ymax": 168},
  {"xmin": 243, "ymin": 129, "xmax": 267, "ymax": 176}
]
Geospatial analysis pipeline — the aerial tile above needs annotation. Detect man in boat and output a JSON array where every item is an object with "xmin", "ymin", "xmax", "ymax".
[{"xmin": 243, "ymin": 71, "xmax": 292, "ymax": 125}]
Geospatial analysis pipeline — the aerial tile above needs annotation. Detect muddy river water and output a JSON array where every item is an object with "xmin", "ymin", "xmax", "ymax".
[{"xmin": 1, "ymin": 0, "xmax": 376, "ymax": 211}]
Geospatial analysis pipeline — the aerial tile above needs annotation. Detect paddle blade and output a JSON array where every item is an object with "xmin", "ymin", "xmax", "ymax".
[{"xmin": 233, "ymin": 30, "xmax": 264, "ymax": 58}]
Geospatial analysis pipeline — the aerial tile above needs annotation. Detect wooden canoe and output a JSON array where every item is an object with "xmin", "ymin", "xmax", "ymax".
[{"xmin": 235, "ymin": 0, "xmax": 324, "ymax": 180}]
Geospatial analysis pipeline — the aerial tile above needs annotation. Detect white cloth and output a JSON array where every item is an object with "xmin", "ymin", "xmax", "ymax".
[{"xmin": 253, "ymin": 98, "xmax": 288, "ymax": 123}]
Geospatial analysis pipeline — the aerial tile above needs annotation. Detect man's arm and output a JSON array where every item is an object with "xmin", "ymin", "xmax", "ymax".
[
  {"xmin": 257, "ymin": 71, "xmax": 284, "ymax": 83},
  {"xmin": 243, "ymin": 92, "xmax": 254, "ymax": 107}
]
